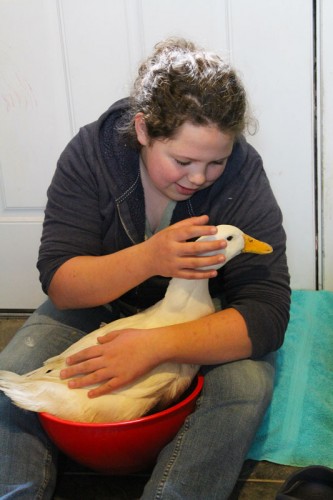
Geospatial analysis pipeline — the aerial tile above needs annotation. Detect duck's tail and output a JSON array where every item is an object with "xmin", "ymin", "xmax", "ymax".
[{"xmin": 0, "ymin": 370, "xmax": 57, "ymax": 413}]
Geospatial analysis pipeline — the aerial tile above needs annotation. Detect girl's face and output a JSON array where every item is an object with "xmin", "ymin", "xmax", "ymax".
[{"xmin": 135, "ymin": 115, "xmax": 234, "ymax": 202}]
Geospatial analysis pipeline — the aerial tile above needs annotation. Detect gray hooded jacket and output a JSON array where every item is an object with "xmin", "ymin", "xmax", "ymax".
[{"xmin": 38, "ymin": 98, "xmax": 290, "ymax": 358}]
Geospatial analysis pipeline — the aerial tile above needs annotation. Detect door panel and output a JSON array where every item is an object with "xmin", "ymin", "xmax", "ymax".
[
  {"xmin": 0, "ymin": 0, "xmax": 73, "ymax": 309},
  {"xmin": 321, "ymin": 0, "xmax": 333, "ymax": 290}
]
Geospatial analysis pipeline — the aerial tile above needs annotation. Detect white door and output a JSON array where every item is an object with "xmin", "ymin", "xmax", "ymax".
[
  {"xmin": 0, "ymin": 0, "xmax": 316, "ymax": 309},
  {"xmin": 321, "ymin": 0, "xmax": 333, "ymax": 289}
]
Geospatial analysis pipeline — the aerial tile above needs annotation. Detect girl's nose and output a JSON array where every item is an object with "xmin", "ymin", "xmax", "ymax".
[{"xmin": 187, "ymin": 169, "xmax": 206, "ymax": 186}]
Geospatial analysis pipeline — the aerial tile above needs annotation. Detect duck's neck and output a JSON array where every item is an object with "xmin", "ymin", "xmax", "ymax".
[{"xmin": 160, "ymin": 277, "xmax": 215, "ymax": 322}]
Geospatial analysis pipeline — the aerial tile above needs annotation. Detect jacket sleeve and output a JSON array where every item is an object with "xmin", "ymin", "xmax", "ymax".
[{"xmin": 37, "ymin": 125, "xmax": 105, "ymax": 294}]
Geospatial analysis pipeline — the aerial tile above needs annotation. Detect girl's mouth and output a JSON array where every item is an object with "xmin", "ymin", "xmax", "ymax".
[{"xmin": 176, "ymin": 184, "xmax": 198, "ymax": 196}]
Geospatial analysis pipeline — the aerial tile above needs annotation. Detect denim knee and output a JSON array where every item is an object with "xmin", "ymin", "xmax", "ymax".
[
  {"xmin": 0, "ymin": 299, "xmax": 119, "ymax": 374},
  {"xmin": 200, "ymin": 354, "xmax": 275, "ymax": 412},
  {"xmin": 0, "ymin": 315, "xmax": 83, "ymax": 374}
]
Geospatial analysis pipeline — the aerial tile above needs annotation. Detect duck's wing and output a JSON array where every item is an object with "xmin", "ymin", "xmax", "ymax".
[{"xmin": 106, "ymin": 362, "xmax": 199, "ymax": 417}]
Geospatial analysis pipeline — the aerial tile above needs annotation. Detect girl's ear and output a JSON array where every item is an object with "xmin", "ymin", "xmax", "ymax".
[{"xmin": 134, "ymin": 113, "xmax": 149, "ymax": 146}]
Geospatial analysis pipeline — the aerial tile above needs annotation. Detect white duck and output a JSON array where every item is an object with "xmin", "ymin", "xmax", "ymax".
[{"xmin": 0, "ymin": 225, "xmax": 272, "ymax": 423}]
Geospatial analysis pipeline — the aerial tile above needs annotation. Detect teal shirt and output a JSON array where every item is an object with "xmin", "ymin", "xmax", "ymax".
[{"xmin": 145, "ymin": 201, "xmax": 177, "ymax": 239}]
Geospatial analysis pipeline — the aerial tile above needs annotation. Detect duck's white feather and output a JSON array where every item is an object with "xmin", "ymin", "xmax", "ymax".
[{"xmin": 0, "ymin": 225, "xmax": 272, "ymax": 422}]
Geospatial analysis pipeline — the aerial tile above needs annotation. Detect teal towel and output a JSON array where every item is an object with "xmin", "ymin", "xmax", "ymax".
[{"xmin": 248, "ymin": 290, "xmax": 333, "ymax": 467}]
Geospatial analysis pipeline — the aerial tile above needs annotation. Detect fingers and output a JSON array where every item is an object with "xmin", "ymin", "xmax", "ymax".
[
  {"xmin": 168, "ymin": 219, "xmax": 218, "ymax": 243},
  {"xmin": 60, "ymin": 363, "xmax": 95, "ymax": 384},
  {"xmin": 60, "ymin": 355, "xmax": 111, "ymax": 390},
  {"xmin": 60, "ymin": 353, "xmax": 136, "ymax": 396},
  {"xmin": 146, "ymin": 215, "xmax": 227, "ymax": 278},
  {"xmin": 59, "ymin": 345, "xmax": 102, "ymax": 381},
  {"xmin": 172, "ymin": 264, "xmax": 219, "ymax": 280},
  {"xmin": 63, "ymin": 345, "xmax": 101, "ymax": 366},
  {"xmin": 97, "ymin": 331, "xmax": 120, "ymax": 344},
  {"xmin": 59, "ymin": 332, "xmax": 142, "ymax": 394},
  {"xmin": 181, "ymin": 238, "xmax": 226, "ymax": 256},
  {"xmin": 68, "ymin": 368, "xmax": 107, "ymax": 389},
  {"xmin": 88, "ymin": 379, "xmax": 122, "ymax": 398}
]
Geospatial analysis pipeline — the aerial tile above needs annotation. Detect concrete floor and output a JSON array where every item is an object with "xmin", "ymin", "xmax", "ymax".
[{"xmin": 0, "ymin": 316, "xmax": 300, "ymax": 499}]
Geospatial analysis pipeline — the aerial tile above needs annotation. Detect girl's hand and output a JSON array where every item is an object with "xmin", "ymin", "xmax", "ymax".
[
  {"xmin": 60, "ymin": 328, "xmax": 161, "ymax": 398},
  {"xmin": 145, "ymin": 215, "xmax": 226, "ymax": 279}
]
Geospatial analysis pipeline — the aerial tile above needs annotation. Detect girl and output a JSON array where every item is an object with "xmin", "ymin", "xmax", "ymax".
[{"xmin": 0, "ymin": 38, "xmax": 290, "ymax": 499}]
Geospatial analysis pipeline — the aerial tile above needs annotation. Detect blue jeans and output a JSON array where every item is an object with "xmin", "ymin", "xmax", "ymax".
[{"xmin": 0, "ymin": 300, "xmax": 275, "ymax": 499}]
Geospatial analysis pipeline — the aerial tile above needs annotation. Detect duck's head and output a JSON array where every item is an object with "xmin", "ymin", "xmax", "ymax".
[{"xmin": 198, "ymin": 224, "xmax": 273, "ymax": 271}]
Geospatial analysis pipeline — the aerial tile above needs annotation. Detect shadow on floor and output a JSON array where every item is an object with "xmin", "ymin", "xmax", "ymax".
[{"xmin": 54, "ymin": 456, "xmax": 300, "ymax": 499}]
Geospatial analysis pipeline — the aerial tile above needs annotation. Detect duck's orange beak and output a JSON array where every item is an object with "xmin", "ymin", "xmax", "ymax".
[{"xmin": 242, "ymin": 234, "xmax": 273, "ymax": 254}]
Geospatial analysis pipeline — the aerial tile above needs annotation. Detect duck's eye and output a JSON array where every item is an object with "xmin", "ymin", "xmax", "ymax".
[{"xmin": 226, "ymin": 236, "xmax": 233, "ymax": 241}]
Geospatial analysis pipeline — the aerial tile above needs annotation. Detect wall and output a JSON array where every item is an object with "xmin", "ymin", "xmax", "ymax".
[{"xmin": 0, "ymin": 0, "xmax": 323, "ymax": 309}]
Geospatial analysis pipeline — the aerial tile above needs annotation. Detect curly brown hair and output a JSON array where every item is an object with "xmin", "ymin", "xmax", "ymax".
[{"xmin": 120, "ymin": 38, "xmax": 252, "ymax": 146}]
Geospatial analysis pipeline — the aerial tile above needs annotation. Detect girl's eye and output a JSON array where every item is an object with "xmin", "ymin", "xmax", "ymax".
[{"xmin": 175, "ymin": 159, "xmax": 190, "ymax": 166}]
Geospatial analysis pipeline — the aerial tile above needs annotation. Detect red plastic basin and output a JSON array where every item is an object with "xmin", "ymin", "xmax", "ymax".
[{"xmin": 39, "ymin": 374, "xmax": 203, "ymax": 474}]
